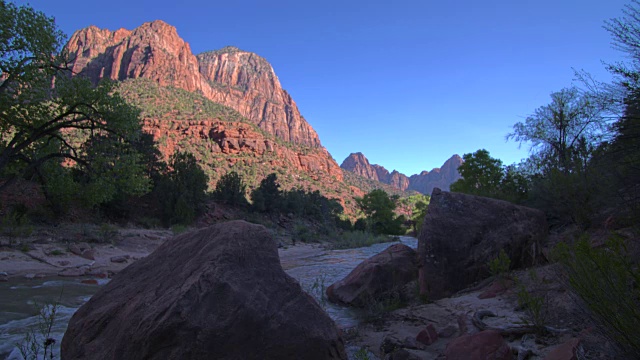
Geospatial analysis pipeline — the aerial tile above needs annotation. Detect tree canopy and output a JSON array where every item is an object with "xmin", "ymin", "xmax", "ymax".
[
  {"xmin": 356, "ymin": 189, "xmax": 404, "ymax": 235},
  {"xmin": 507, "ymin": 87, "xmax": 608, "ymax": 174},
  {"xmin": 0, "ymin": 0, "xmax": 149, "ymax": 207}
]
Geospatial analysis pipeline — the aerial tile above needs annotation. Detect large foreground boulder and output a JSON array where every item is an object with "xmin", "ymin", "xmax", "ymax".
[
  {"xmin": 326, "ymin": 243, "xmax": 417, "ymax": 307},
  {"xmin": 62, "ymin": 220, "xmax": 346, "ymax": 360},
  {"xmin": 418, "ymin": 189, "xmax": 547, "ymax": 300}
]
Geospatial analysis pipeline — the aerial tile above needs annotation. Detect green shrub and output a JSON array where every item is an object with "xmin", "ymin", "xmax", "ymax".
[
  {"xmin": 171, "ymin": 224, "xmax": 189, "ymax": 234},
  {"xmin": 98, "ymin": 223, "xmax": 118, "ymax": 244},
  {"xmin": 330, "ymin": 231, "xmax": 398, "ymax": 250},
  {"xmin": 213, "ymin": 171, "xmax": 249, "ymax": 207},
  {"xmin": 359, "ymin": 289, "xmax": 405, "ymax": 324},
  {"xmin": 293, "ymin": 224, "xmax": 315, "ymax": 243},
  {"xmin": 553, "ymin": 234, "xmax": 640, "ymax": 357},
  {"xmin": 302, "ymin": 274, "xmax": 329, "ymax": 310},
  {"xmin": 353, "ymin": 218, "xmax": 368, "ymax": 232},
  {"xmin": 17, "ymin": 301, "xmax": 60, "ymax": 360},
  {"xmin": 516, "ymin": 284, "xmax": 548, "ymax": 334},
  {"xmin": 488, "ymin": 249, "xmax": 511, "ymax": 279},
  {"xmin": 1, "ymin": 205, "xmax": 34, "ymax": 239},
  {"xmin": 154, "ymin": 151, "xmax": 208, "ymax": 226},
  {"xmin": 353, "ymin": 347, "xmax": 371, "ymax": 360}
]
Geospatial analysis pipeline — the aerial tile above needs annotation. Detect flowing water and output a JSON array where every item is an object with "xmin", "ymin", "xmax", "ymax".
[{"xmin": 0, "ymin": 236, "xmax": 417, "ymax": 359}]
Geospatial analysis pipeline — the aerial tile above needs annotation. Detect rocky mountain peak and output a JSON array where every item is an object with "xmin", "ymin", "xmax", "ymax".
[
  {"xmin": 65, "ymin": 21, "xmax": 322, "ymax": 148},
  {"xmin": 340, "ymin": 153, "xmax": 380, "ymax": 181},
  {"xmin": 341, "ymin": 153, "xmax": 462, "ymax": 195}
]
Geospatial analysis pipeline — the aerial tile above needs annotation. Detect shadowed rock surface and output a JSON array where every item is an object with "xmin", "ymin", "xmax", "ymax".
[
  {"xmin": 444, "ymin": 330, "xmax": 513, "ymax": 360},
  {"xmin": 418, "ymin": 189, "xmax": 547, "ymax": 300},
  {"xmin": 326, "ymin": 243, "xmax": 417, "ymax": 307},
  {"xmin": 61, "ymin": 220, "xmax": 346, "ymax": 360}
]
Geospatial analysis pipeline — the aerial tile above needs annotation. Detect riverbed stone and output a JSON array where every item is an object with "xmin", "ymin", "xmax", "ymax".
[
  {"xmin": 444, "ymin": 330, "xmax": 513, "ymax": 360},
  {"xmin": 109, "ymin": 255, "xmax": 129, "ymax": 263},
  {"xmin": 544, "ymin": 338, "xmax": 581, "ymax": 360},
  {"xmin": 80, "ymin": 249, "xmax": 96, "ymax": 260},
  {"xmin": 418, "ymin": 188, "xmax": 547, "ymax": 300},
  {"xmin": 416, "ymin": 323, "xmax": 438, "ymax": 345},
  {"xmin": 62, "ymin": 220, "xmax": 347, "ymax": 360},
  {"xmin": 58, "ymin": 267, "xmax": 87, "ymax": 277},
  {"xmin": 327, "ymin": 243, "xmax": 417, "ymax": 307}
]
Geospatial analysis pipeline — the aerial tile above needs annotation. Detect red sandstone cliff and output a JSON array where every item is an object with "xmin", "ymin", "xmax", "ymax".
[
  {"xmin": 65, "ymin": 21, "xmax": 321, "ymax": 148},
  {"xmin": 142, "ymin": 119, "xmax": 342, "ymax": 181}
]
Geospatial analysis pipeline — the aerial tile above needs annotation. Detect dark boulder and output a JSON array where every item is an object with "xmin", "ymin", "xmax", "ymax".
[
  {"xmin": 418, "ymin": 188, "xmax": 547, "ymax": 300},
  {"xmin": 327, "ymin": 243, "xmax": 417, "ymax": 307},
  {"xmin": 62, "ymin": 220, "xmax": 346, "ymax": 360}
]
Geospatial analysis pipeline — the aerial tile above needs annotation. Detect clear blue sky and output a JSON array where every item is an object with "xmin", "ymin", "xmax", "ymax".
[{"xmin": 16, "ymin": 0, "xmax": 629, "ymax": 175}]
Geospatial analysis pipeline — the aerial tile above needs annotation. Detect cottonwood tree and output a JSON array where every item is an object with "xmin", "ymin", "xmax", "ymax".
[
  {"xmin": 508, "ymin": 87, "xmax": 608, "ymax": 174},
  {"xmin": 0, "ymin": 0, "xmax": 149, "ymax": 205},
  {"xmin": 450, "ymin": 149, "xmax": 529, "ymax": 203},
  {"xmin": 356, "ymin": 189, "xmax": 403, "ymax": 235}
]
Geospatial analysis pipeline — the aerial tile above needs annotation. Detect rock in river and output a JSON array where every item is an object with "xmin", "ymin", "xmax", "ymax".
[
  {"xmin": 327, "ymin": 243, "xmax": 417, "ymax": 307},
  {"xmin": 62, "ymin": 220, "xmax": 346, "ymax": 360}
]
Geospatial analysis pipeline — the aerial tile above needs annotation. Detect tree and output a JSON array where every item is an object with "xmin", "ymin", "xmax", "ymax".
[
  {"xmin": 155, "ymin": 152, "xmax": 208, "ymax": 225},
  {"xmin": 356, "ymin": 189, "xmax": 403, "ymax": 235},
  {"xmin": 213, "ymin": 171, "xmax": 248, "ymax": 207},
  {"xmin": 411, "ymin": 199, "xmax": 428, "ymax": 234},
  {"xmin": 0, "ymin": 0, "xmax": 148, "ymax": 205},
  {"xmin": 603, "ymin": 2, "xmax": 640, "ymax": 220},
  {"xmin": 451, "ymin": 149, "xmax": 530, "ymax": 204},
  {"xmin": 250, "ymin": 173, "xmax": 282, "ymax": 213},
  {"xmin": 450, "ymin": 149, "xmax": 504, "ymax": 197},
  {"xmin": 507, "ymin": 87, "xmax": 608, "ymax": 173}
]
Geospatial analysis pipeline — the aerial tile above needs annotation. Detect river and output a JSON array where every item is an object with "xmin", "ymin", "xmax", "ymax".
[{"xmin": 0, "ymin": 236, "xmax": 417, "ymax": 359}]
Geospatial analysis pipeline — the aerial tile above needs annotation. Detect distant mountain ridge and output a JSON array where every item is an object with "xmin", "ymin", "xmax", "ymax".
[{"xmin": 340, "ymin": 153, "xmax": 462, "ymax": 195}]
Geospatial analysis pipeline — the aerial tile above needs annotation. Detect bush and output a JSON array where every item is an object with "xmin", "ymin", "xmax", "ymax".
[
  {"xmin": 553, "ymin": 234, "xmax": 640, "ymax": 357},
  {"xmin": 154, "ymin": 152, "xmax": 208, "ymax": 226},
  {"xmin": 354, "ymin": 218, "xmax": 367, "ymax": 232},
  {"xmin": 250, "ymin": 173, "xmax": 281, "ymax": 213},
  {"xmin": 18, "ymin": 301, "xmax": 60, "ymax": 360},
  {"xmin": 213, "ymin": 171, "xmax": 248, "ymax": 207},
  {"xmin": 330, "ymin": 231, "xmax": 398, "ymax": 250},
  {"xmin": 516, "ymin": 284, "xmax": 548, "ymax": 334},
  {"xmin": 488, "ymin": 249, "xmax": 511, "ymax": 279}
]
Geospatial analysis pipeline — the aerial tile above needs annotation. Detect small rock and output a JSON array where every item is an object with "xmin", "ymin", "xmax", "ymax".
[
  {"xmin": 80, "ymin": 249, "xmax": 96, "ymax": 260},
  {"xmin": 402, "ymin": 336, "xmax": 425, "ymax": 350},
  {"xmin": 86, "ymin": 269, "xmax": 108, "ymax": 278},
  {"xmin": 478, "ymin": 279, "xmax": 514, "ymax": 299},
  {"xmin": 416, "ymin": 323, "xmax": 438, "ymax": 345},
  {"xmin": 0, "ymin": 272, "xmax": 8, "ymax": 282},
  {"xmin": 24, "ymin": 273, "xmax": 36, "ymax": 280},
  {"xmin": 58, "ymin": 268, "xmax": 87, "ymax": 277},
  {"xmin": 544, "ymin": 338, "xmax": 581, "ymax": 360},
  {"xmin": 110, "ymin": 255, "xmax": 130, "ymax": 263},
  {"xmin": 81, "ymin": 279, "xmax": 99, "ymax": 285},
  {"xmin": 445, "ymin": 330, "xmax": 513, "ymax": 360},
  {"xmin": 77, "ymin": 242, "xmax": 91, "ymax": 252},
  {"xmin": 57, "ymin": 260, "xmax": 70, "ymax": 266},
  {"xmin": 380, "ymin": 335, "xmax": 403, "ymax": 355},
  {"xmin": 68, "ymin": 244, "xmax": 82, "ymax": 256},
  {"xmin": 438, "ymin": 325, "xmax": 458, "ymax": 338}
]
